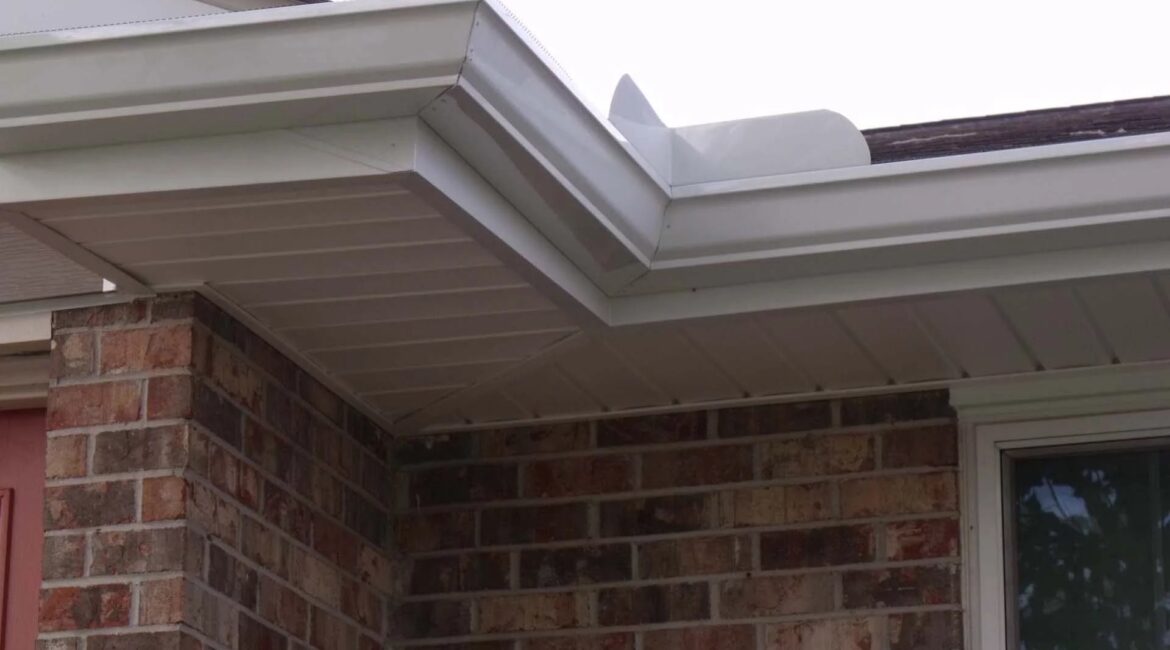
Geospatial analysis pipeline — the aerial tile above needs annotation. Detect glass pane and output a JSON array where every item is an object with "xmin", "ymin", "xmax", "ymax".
[{"xmin": 1011, "ymin": 448, "xmax": 1163, "ymax": 650}]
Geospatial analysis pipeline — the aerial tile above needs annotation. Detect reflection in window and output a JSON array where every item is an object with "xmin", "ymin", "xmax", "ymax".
[{"xmin": 1010, "ymin": 446, "xmax": 1170, "ymax": 650}]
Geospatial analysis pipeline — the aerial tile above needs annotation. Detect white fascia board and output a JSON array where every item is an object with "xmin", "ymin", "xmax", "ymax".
[
  {"xmin": 0, "ymin": 354, "xmax": 48, "ymax": 410},
  {"xmin": 8, "ymin": 0, "xmax": 1170, "ymax": 324},
  {"xmin": 0, "ymin": 0, "xmax": 477, "ymax": 153},
  {"xmin": 950, "ymin": 361, "xmax": 1170, "ymax": 424},
  {"xmin": 646, "ymin": 131, "xmax": 1170, "ymax": 293},
  {"xmin": 0, "ymin": 119, "xmax": 420, "ymax": 204},
  {"xmin": 0, "ymin": 312, "xmax": 49, "ymax": 354},
  {"xmin": 421, "ymin": 1, "xmax": 669, "ymax": 291},
  {"xmin": 609, "ymin": 236, "xmax": 1170, "ymax": 325}
]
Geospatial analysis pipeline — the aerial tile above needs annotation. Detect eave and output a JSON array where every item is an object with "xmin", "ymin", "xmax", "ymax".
[{"xmin": 6, "ymin": 1, "xmax": 1170, "ymax": 431}]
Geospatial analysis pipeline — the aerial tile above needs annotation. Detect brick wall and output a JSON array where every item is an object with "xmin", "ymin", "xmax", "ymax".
[
  {"xmin": 394, "ymin": 391, "xmax": 961, "ymax": 650},
  {"xmin": 39, "ymin": 294, "xmax": 395, "ymax": 650}
]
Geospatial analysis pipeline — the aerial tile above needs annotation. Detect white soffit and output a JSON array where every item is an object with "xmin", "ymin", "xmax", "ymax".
[
  {"xmin": 0, "ymin": 221, "xmax": 103, "ymax": 304},
  {"xmin": 7, "ymin": 1, "xmax": 1170, "ymax": 429},
  {"xmin": 3, "ymin": 0, "xmax": 1170, "ymax": 316}
]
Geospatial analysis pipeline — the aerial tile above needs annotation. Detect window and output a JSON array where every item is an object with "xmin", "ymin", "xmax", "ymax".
[
  {"xmin": 967, "ymin": 406, "xmax": 1170, "ymax": 650},
  {"xmin": 1006, "ymin": 442, "xmax": 1170, "ymax": 650}
]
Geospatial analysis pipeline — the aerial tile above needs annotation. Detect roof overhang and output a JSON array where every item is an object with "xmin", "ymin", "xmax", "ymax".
[
  {"xmin": 6, "ymin": 0, "xmax": 1170, "ymax": 323},
  {"xmin": 6, "ymin": 0, "xmax": 1170, "ymax": 430}
]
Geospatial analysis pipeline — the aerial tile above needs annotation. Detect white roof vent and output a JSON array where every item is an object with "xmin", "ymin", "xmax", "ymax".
[{"xmin": 609, "ymin": 75, "xmax": 871, "ymax": 186}]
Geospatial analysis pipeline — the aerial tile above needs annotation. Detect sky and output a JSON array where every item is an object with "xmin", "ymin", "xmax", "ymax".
[{"xmin": 499, "ymin": 0, "xmax": 1170, "ymax": 129}]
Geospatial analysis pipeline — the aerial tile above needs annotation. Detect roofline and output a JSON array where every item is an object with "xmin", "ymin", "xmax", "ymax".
[
  {"xmin": 6, "ymin": 1, "xmax": 1170, "ymax": 326},
  {"xmin": 865, "ymin": 94, "xmax": 1170, "ymax": 163}
]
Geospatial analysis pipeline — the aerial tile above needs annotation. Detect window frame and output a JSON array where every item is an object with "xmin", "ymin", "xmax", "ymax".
[{"xmin": 966, "ymin": 407, "xmax": 1170, "ymax": 650}]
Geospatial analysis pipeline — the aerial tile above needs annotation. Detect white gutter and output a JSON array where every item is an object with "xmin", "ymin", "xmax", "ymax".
[{"xmin": 5, "ymin": 0, "xmax": 1170, "ymax": 324}]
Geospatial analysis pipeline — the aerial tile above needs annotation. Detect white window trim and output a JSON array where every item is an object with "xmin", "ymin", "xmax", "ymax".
[{"xmin": 954, "ymin": 363, "xmax": 1170, "ymax": 650}]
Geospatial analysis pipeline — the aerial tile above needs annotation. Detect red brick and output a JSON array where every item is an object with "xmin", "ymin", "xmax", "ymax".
[
  {"xmin": 288, "ymin": 549, "xmax": 341, "ymax": 607},
  {"xmin": 51, "ymin": 331, "xmax": 95, "ymax": 379},
  {"xmin": 410, "ymin": 552, "xmax": 511, "ymax": 595},
  {"xmin": 407, "ymin": 463, "xmax": 518, "ymax": 506},
  {"xmin": 139, "ymin": 578, "xmax": 185, "ymax": 625},
  {"xmin": 597, "ymin": 412, "xmax": 705, "ymax": 447},
  {"xmin": 527, "ymin": 634, "xmax": 634, "ymax": 650},
  {"xmin": 760, "ymin": 525, "xmax": 875, "ymax": 570},
  {"xmin": 525, "ymin": 455, "xmax": 634, "ymax": 497},
  {"xmin": 767, "ymin": 617, "xmax": 882, "ymax": 650},
  {"xmin": 520, "ymin": 545, "xmax": 630, "ymax": 588},
  {"xmin": 340, "ymin": 581, "xmax": 383, "ymax": 632},
  {"xmin": 259, "ymin": 577, "xmax": 308, "ymax": 635},
  {"xmin": 598, "ymin": 583, "xmax": 708, "ymax": 625},
  {"xmin": 638, "ymin": 535, "xmax": 751, "ymax": 579},
  {"xmin": 151, "ymin": 293, "xmax": 196, "ymax": 322},
  {"xmin": 192, "ymin": 381, "xmax": 243, "ymax": 448},
  {"xmin": 100, "ymin": 325, "xmax": 192, "ymax": 375},
  {"xmin": 842, "ymin": 565, "xmax": 960, "ymax": 608},
  {"xmin": 309, "ymin": 607, "xmax": 358, "ymax": 650},
  {"xmin": 644, "ymin": 625, "xmax": 756, "ymax": 650},
  {"xmin": 208, "ymin": 443, "xmax": 239, "ymax": 494},
  {"xmin": 311, "ymin": 515, "xmax": 359, "ymax": 575},
  {"xmin": 358, "ymin": 545, "xmax": 394, "ymax": 593},
  {"xmin": 238, "ymin": 613, "xmax": 287, "ymax": 650},
  {"xmin": 882, "ymin": 424, "xmax": 958, "ymax": 468},
  {"xmin": 889, "ymin": 611, "xmax": 963, "ymax": 650},
  {"xmin": 841, "ymin": 390, "xmax": 952, "ymax": 426},
  {"xmin": 840, "ymin": 472, "xmax": 958, "ymax": 518},
  {"xmin": 478, "ymin": 593, "xmax": 590, "ymax": 633},
  {"xmin": 37, "ymin": 637, "xmax": 80, "ymax": 650},
  {"xmin": 600, "ymin": 494, "xmax": 714, "ymax": 537},
  {"xmin": 717, "ymin": 483, "xmax": 833, "ymax": 527},
  {"xmin": 54, "ymin": 301, "xmax": 148, "ymax": 329},
  {"xmin": 45, "ymin": 435, "xmax": 87, "ymax": 479},
  {"xmin": 718, "ymin": 401, "xmax": 831, "ymax": 437},
  {"xmin": 208, "ymin": 544, "xmax": 258, "ymax": 608},
  {"xmin": 394, "ymin": 600, "xmax": 471, "ymax": 639},
  {"xmin": 39, "ymin": 584, "xmax": 131, "ymax": 631},
  {"xmin": 142, "ymin": 475, "xmax": 188, "ymax": 521},
  {"xmin": 88, "ymin": 632, "xmax": 193, "ymax": 650},
  {"xmin": 147, "ymin": 374, "xmax": 193, "ymax": 420},
  {"xmin": 259, "ymin": 575, "xmax": 308, "ymax": 638},
  {"xmin": 720, "ymin": 574, "xmax": 835, "ymax": 618},
  {"xmin": 641, "ymin": 445, "xmax": 753, "ymax": 488},
  {"xmin": 93, "ymin": 425, "xmax": 188, "ymax": 474},
  {"xmin": 91, "ymin": 528, "xmax": 189, "ymax": 575},
  {"xmin": 760, "ymin": 433, "xmax": 874, "ymax": 478},
  {"xmin": 480, "ymin": 422, "xmax": 591, "ymax": 457},
  {"xmin": 243, "ymin": 517, "xmax": 290, "ymax": 578},
  {"xmin": 297, "ymin": 372, "xmax": 344, "ymax": 426},
  {"xmin": 187, "ymin": 481, "xmax": 240, "ymax": 543},
  {"xmin": 481, "ymin": 503, "xmax": 588, "ymax": 546},
  {"xmin": 208, "ymin": 340, "xmax": 264, "ymax": 413},
  {"xmin": 44, "ymin": 481, "xmax": 136, "ymax": 530},
  {"xmin": 47, "ymin": 381, "xmax": 142, "ymax": 429},
  {"xmin": 42, "ymin": 535, "xmax": 86, "ymax": 580},
  {"xmin": 886, "ymin": 518, "xmax": 961, "ymax": 560},
  {"xmin": 395, "ymin": 510, "xmax": 476, "ymax": 553}
]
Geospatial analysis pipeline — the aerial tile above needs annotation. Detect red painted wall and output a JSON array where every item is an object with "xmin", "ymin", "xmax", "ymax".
[{"xmin": 0, "ymin": 409, "xmax": 45, "ymax": 650}]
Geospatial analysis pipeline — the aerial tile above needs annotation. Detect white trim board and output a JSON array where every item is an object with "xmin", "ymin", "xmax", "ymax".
[
  {"xmin": 953, "ymin": 364, "xmax": 1170, "ymax": 650},
  {"xmin": 6, "ymin": 0, "xmax": 1170, "ymax": 318},
  {"xmin": 0, "ymin": 312, "xmax": 48, "ymax": 354},
  {"xmin": 0, "ymin": 354, "xmax": 47, "ymax": 410}
]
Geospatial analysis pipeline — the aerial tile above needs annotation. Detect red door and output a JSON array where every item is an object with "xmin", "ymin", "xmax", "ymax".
[{"xmin": 0, "ymin": 409, "xmax": 45, "ymax": 650}]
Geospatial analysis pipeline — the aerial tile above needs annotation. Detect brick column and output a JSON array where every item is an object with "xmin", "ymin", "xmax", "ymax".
[{"xmin": 39, "ymin": 294, "xmax": 395, "ymax": 650}]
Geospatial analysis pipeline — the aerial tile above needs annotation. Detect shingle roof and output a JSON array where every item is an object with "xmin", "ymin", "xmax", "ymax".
[{"xmin": 864, "ymin": 95, "xmax": 1170, "ymax": 163}]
